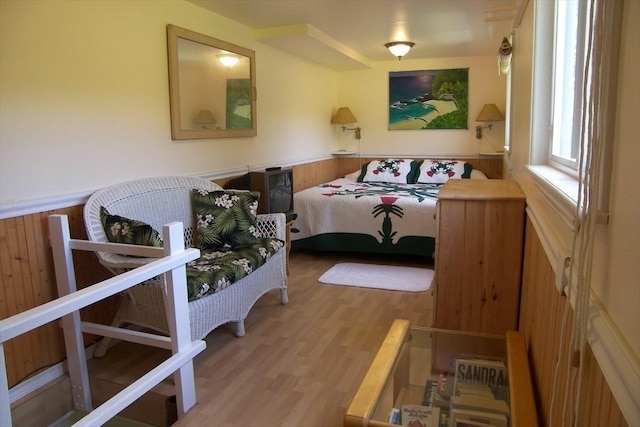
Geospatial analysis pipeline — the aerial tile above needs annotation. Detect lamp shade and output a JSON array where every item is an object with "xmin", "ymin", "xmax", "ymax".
[
  {"xmin": 331, "ymin": 107, "xmax": 358, "ymax": 124},
  {"xmin": 475, "ymin": 104, "xmax": 505, "ymax": 122},
  {"xmin": 194, "ymin": 109, "xmax": 216, "ymax": 124}
]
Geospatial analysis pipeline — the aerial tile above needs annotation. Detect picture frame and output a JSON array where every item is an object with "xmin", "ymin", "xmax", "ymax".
[
  {"xmin": 166, "ymin": 24, "xmax": 257, "ymax": 139},
  {"xmin": 388, "ymin": 68, "xmax": 469, "ymax": 130}
]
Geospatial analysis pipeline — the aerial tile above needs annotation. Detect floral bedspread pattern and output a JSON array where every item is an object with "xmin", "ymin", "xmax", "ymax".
[{"xmin": 291, "ymin": 178, "xmax": 443, "ymax": 249}]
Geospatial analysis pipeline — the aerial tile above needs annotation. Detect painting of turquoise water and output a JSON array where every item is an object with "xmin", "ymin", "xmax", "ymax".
[{"xmin": 388, "ymin": 68, "xmax": 468, "ymax": 130}]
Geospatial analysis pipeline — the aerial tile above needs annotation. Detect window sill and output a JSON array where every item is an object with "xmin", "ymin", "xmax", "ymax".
[{"xmin": 525, "ymin": 165, "xmax": 578, "ymax": 229}]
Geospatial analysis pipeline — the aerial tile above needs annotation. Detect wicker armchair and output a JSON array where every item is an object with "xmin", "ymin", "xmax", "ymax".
[{"xmin": 83, "ymin": 176, "xmax": 288, "ymax": 356}]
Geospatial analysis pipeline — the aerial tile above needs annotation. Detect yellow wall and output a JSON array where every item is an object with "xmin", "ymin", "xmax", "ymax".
[
  {"xmin": 336, "ymin": 56, "xmax": 506, "ymax": 156},
  {"xmin": 0, "ymin": 0, "xmax": 505, "ymax": 207},
  {"xmin": 0, "ymin": 0, "xmax": 337, "ymax": 204}
]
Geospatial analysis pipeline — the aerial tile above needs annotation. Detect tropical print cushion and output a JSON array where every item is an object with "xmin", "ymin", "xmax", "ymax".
[
  {"xmin": 357, "ymin": 159, "xmax": 422, "ymax": 184},
  {"xmin": 186, "ymin": 238, "xmax": 284, "ymax": 301},
  {"xmin": 192, "ymin": 189, "xmax": 261, "ymax": 250},
  {"xmin": 416, "ymin": 160, "xmax": 472, "ymax": 183},
  {"xmin": 99, "ymin": 206, "xmax": 163, "ymax": 248}
]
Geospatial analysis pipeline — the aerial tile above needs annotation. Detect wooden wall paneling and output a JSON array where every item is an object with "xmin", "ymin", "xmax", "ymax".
[
  {"xmin": 292, "ymin": 159, "xmax": 343, "ymax": 192},
  {"xmin": 466, "ymin": 158, "xmax": 503, "ymax": 179},
  {"xmin": 335, "ymin": 157, "xmax": 366, "ymax": 178},
  {"xmin": 1, "ymin": 206, "xmax": 117, "ymax": 388},
  {"xmin": 519, "ymin": 218, "xmax": 628, "ymax": 426}
]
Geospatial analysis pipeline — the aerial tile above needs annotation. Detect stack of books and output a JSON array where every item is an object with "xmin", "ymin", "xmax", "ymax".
[
  {"xmin": 448, "ymin": 356, "xmax": 510, "ymax": 427},
  {"xmin": 387, "ymin": 355, "xmax": 511, "ymax": 427}
]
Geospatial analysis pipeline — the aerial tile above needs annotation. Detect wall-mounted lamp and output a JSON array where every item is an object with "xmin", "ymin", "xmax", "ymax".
[
  {"xmin": 331, "ymin": 107, "xmax": 361, "ymax": 139},
  {"xmin": 475, "ymin": 104, "xmax": 505, "ymax": 139},
  {"xmin": 193, "ymin": 109, "xmax": 217, "ymax": 129},
  {"xmin": 217, "ymin": 54, "xmax": 239, "ymax": 67},
  {"xmin": 497, "ymin": 37, "xmax": 512, "ymax": 75},
  {"xmin": 384, "ymin": 41, "xmax": 415, "ymax": 60}
]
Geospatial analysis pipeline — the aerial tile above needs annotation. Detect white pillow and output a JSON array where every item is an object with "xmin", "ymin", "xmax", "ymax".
[
  {"xmin": 416, "ymin": 160, "xmax": 472, "ymax": 183},
  {"xmin": 357, "ymin": 159, "xmax": 421, "ymax": 184}
]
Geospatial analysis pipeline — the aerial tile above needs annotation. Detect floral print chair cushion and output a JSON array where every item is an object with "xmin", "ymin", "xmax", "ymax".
[
  {"xmin": 99, "ymin": 206, "xmax": 163, "ymax": 248},
  {"xmin": 186, "ymin": 238, "xmax": 284, "ymax": 301},
  {"xmin": 189, "ymin": 189, "xmax": 285, "ymax": 301},
  {"xmin": 192, "ymin": 189, "xmax": 262, "ymax": 250}
]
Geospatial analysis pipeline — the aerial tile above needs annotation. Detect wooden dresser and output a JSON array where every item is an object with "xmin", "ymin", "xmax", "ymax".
[{"xmin": 433, "ymin": 179, "xmax": 526, "ymax": 335}]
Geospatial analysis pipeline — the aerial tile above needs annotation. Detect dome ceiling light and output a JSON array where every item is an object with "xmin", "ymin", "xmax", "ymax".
[{"xmin": 384, "ymin": 41, "xmax": 415, "ymax": 60}]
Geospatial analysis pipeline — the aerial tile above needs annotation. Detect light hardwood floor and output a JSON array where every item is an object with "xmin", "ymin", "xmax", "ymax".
[{"xmin": 93, "ymin": 250, "xmax": 434, "ymax": 427}]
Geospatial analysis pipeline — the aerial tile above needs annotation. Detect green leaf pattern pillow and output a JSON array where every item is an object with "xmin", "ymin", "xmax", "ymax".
[
  {"xmin": 99, "ymin": 206, "xmax": 163, "ymax": 248},
  {"xmin": 192, "ymin": 189, "xmax": 262, "ymax": 250}
]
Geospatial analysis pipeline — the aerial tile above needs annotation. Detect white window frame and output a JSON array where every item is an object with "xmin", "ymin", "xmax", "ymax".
[
  {"xmin": 549, "ymin": 0, "xmax": 588, "ymax": 172},
  {"xmin": 527, "ymin": 0, "xmax": 584, "ymax": 219}
]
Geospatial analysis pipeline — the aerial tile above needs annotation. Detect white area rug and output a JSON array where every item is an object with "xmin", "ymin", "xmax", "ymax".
[{"xmin": 318, "ymin": 263, "xmax": 433, "ymax": 292}]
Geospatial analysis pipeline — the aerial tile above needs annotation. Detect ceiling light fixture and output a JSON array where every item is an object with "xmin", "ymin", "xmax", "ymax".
[
  {"xmin": 384, "ymin": 41, "xmax": 415, "ymax": 60},
  {"xmin": 217, "ymin": 54, "xmax": 239, "ymax": 67}
]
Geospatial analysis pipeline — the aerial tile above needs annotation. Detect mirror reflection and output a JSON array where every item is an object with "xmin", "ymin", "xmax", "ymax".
[{"xmin": 167, "ymin": 25, "xmax": 256, "ymax": 139}]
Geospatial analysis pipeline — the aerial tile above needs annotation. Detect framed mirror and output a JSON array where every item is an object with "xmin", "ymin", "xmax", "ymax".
[{"xmin": 167, "ymin": 24, "xmax": 256, "ymax": 139}]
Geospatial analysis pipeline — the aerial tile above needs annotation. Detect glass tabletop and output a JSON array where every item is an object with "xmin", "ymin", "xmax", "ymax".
[{"xmin": 344, "ymin": 319, "xmax": 516, "ymax": 427}]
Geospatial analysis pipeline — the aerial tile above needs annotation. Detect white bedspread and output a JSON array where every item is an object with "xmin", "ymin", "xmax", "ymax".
[{"xmin": 291, "ymin": 178, "xmax": 442, "ymax": 244}]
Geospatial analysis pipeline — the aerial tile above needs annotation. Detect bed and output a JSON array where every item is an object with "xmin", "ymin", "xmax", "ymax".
[{"xmin": 290, "ymin": 159, "xmax": 488, "ymax": 257}]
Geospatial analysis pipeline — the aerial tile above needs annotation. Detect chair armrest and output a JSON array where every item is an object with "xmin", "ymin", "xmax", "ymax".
[{"xmin": 255, "ymin": 213, "xmax": 286, "ymax": 240}]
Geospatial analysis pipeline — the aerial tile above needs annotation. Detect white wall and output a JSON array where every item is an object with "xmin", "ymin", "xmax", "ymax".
[
  {"xmin": 0, "ymin": 0, "xmax": 336, "ymax": 205},
  {"xmin": 336, "ymin": 56, "xmax": 507, "ymax": 156},
  {"xmin": 601, "ymin": 0, "xmax": 640, "ymax": 361}
]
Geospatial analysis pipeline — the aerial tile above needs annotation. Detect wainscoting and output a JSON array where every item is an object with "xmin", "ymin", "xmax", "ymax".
[
  {"xmin": 3, "ymin": 155, "xmax": 627, "ymax": 425},
  {"xmin": 519, "ymin": 218, "xmax": 628, "ymax": 426}
]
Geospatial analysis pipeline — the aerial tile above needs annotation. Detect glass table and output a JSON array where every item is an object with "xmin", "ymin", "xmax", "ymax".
[{"xmin": 344, "ymin": 319, "xmax": 537, "ymax": 427}]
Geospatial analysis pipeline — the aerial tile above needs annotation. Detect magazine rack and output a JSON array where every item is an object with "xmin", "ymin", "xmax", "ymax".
[{"xmin": 344, "ymin": 319, "xmax": 538, "ymax": 427}]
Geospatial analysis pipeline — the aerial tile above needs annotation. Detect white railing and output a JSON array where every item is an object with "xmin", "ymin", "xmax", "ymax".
[{"xmin": 0, "ymin": 214, "xmax": 204, "ymax": 427}]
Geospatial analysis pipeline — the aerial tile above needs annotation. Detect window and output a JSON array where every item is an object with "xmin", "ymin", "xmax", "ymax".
[
  {"xmin": 528, "ymin": 0, "xmax": 620, "ymax": 221},
  {"xmin": 550, "ymin": 0, "xmax": 585, "ymax": 170}
]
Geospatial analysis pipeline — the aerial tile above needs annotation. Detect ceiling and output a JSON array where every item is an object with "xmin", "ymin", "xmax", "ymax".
[{"xmin": 189, "ymin": 0, "xmax": 524, "ymax": 70}]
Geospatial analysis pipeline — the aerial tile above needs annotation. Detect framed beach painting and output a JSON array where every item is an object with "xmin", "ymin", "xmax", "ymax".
[{"xmin": 389, "ymin": 68, "xmax": 469, "ymax": 130}]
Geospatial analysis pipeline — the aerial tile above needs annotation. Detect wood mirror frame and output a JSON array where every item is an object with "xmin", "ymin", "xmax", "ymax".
[{"xmin": 167, "ymin": 24, "xmax": 257, "ymax": 139}]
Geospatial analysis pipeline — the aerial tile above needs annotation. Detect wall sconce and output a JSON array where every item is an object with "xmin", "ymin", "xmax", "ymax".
[
  {"xmin": 217, "ymin": 54, "xmax": 239, "ymax": 67},
  {"xmin": 331, "ymin": 107, "xmax": 361, "ymax": 139},
  {"xmin": 193, "ymin": 109, "xmax": 217, "ymax": 129},
  {"xmin": 497, "ymin": 37, "xmax": 512, "ymax": 75},
  {"xmin": 384, "ymin": 41, "xmax": 415, "ymax": 60},
  {"xmin": 475, "ymin": 104, "xmax": 504, "ymax": 139}
]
